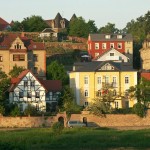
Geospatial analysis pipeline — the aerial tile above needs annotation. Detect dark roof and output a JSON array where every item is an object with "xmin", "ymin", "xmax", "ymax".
[
  {"xmin": 9, "ymin": 70, "xmax": 62, "ymax": 92},
  {"xmin": 72, "ymin": 61, "xmax": 137, "ymax": 72},
  {"xmin": 39, "ymin": 80, "xmax": 62, "ymax": 92},
  {"xmin": 0, "ymin": 33, "xmax": 45, "ymax": 50},
  {"xmin": 70, "ymin": 14, "xmax": 77, "ymax": 21},
  {"xmin": 54, "ymin": 13, "xmax": 63, "ymax": 28},
  {"xmin": 89, "ymin": 34, "xmax": 133, "ymax": 41}
]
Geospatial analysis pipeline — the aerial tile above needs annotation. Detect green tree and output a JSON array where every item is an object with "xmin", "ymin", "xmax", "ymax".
[
  {"xmin": 88, "ymin": 84, "xmax": 119, "ymax": 116},
  {"xmin": 22, "ymin": 15, "xmax": 49, "ymax": 32},
  {"xmin": 87, "ymin": 20, "xmax": 98, "ymax": 33},
  {"xmin": 11, "ymin": 21, "xmax": 24, "ymax": 32},
  {"xmin": 69, "ymin": 17, "xmax": 89, "ymax": 38},
  {"xmin": 47, "ymin": 61, "xmax": 69, "ymax": 86},
  {"xmin": 9, "ymin": 65, "xmax": 25, "ymax": 78},
  {"xmin": 98, "ymin": 23, "xmax": 119, "ymax": 34}
]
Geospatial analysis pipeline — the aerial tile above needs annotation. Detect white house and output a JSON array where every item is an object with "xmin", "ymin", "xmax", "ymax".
[
  {"xmin": 8, "ymin": 70, "xmax": 62, "ymax": 112},
  {"xmin": 39, "ymin": 28, "xmax": 58, "ymax": 39},
  {"xmin": 93, "ymin": 48, "xmax": 130, "ymax": 63}
]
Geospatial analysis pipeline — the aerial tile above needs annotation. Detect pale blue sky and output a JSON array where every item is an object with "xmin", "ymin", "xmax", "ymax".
[{"xmin": 1, "ymin": 0, "xmax": 150, "ymax": 29}]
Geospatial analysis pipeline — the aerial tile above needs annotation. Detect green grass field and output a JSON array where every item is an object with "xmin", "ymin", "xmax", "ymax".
[{"xmin": 0, "ymin": 127, "xmax": 150, "ymax": 150}]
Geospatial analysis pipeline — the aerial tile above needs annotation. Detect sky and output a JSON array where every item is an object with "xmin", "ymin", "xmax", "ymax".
[{"xmin": 1, "ymin": 0, "xmax": 150, "ymax": 29}]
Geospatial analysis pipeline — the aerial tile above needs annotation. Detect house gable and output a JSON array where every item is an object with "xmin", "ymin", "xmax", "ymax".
[
  {"xmin": 10, "ymin": 37, "xmax": 26, "ymax": 50},
  {"xmin": 98, "ymin": 62, "xmax": 119, "ymax": 71}
]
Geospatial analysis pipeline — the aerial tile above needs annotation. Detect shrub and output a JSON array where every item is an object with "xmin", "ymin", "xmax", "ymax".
[
  {"xmin": 10, "ymin": 105, "xmax": 20, "ymax": 117},
  {"xmin": 133, "ymin": 102, "xmax": 146, "ymax": 118},
  {"xmin": 52, "ymin": 122, "xmax": 64, "ymax": 135},
  {"xmin": 24, "ymin": 104, "xmax": 37, "ymax": 116},
  {"xmin": 0, "ymin": 105, "xmax": 5, "ymax": 115}
]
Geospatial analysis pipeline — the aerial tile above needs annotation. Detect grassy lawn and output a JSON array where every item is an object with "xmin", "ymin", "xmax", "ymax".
[{"xmin": 0, "ymin": 127, "xmax": 150, "ymax": 150}]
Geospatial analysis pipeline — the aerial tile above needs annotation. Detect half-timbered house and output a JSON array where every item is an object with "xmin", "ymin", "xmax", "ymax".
[{"xmin": 8, "ymin": 70, "xmax": 62, "ymax": 112}]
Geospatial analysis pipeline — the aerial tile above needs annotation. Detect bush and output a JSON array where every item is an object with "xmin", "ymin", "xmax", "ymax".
[
  {"xmin": 52, "ymin": 122, "xmax": 64, "ymax": 135},
  {"xmin": 111, "ymin": 108, "xmax": 134, "ymax": 114},
  {"xmin": 10, "ymin": 105, "xmax": 20, "ymax": 117},
  {"xmin": 0, "ymin": 105, "xmax": 5, "ymax": 115},
  {"xmin": 24, "ymin": 104, "xmax": 37, "ymax": 116},
  {"xmin": 133, "ymin": 102, "xmax": 146, "ymax": 118}
]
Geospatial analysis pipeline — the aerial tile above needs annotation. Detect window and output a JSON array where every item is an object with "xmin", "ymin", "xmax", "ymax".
[
  {"xmin": 95, "ymin": 53, "xmax": 99, "ymax": 57},
  {"xmin": 19, "ymin": 91, "xmax": 23, "ymax": 98},
  {"xmin": 125, "ymin": 77, "xmax": 129, "ymax": 84},
  {"xmin": 31, "ymin": 81, "xmax": 35, "ymax": 87},
  {"xmin": 84, "ymin": 76, "xmax": 88, "ymax": 84},
  {"xmin": 34, "ymin": 67, "xmax": 38, "ymax": 74},
  {"xmin": 115, "ymin": 101, "xmax": 119, "ymax": 108},
  {"xmin": 85, "ymin": 102, "xmax": 88, "ymax": 106},
  {"xmin": 96, "ymin": 90, "xmax": 101, "ymax": 97},
  {"xmin": 34, "ymin": 54, "xmax": 38, "ymax": 62},
  {"xmin": 112, "ymin": 77, "xmax": 117, "ymax": 87},
  {"xmin": 24, "ymin": 81, "xmax": 28, "ymax": 87},
  {"xmin": 105, "ymin": 76, "xmax": 109, "ymax": 83},
  {"xmin": 35, "ymin": 92, "xmax": 40, "ymax": 98},
  {"xmin": 105, "ymin": 35, "xmax": 111, "ymax": 39},
  {"xmin": 95, "ymin": 43, "xmax": 99, "ymax": 49},
  {"xmin": 113, "ymin": 90, "xmax": 117, "ymax": 96},
  {"xmin": 110, "ymin": 53, "xmax": 114, "ymax": 56},
  {"xmin": 97, "ymin": 77, "xmax": 101, "ymax": 84},
  {"xmin": 20, "ymin": 104, "xmax": 23, "ymax": 112},
  {"xmin": 110, "ymin": 43, "xmax": 114, "ymax": 48},
  {"xmin": 27, "ymin": 92, "xmax": 32, "ymax": 98},
  {"xmin": 13, "ymin": 55, "xmax": 25, "ymax": 61},
  {"xmin": 0, "ymin": 56, "xmax": 3, "ymax": 62},
  {"xmin": 117, "ymin": 35, "xmax": 122, "ymax": 39},
  {"xmin": 102, "ymin": 43, "xmax": 106, "ymax": 49},
  {"xmin": 84, "ymin": 90, "xmax": 88, "ymax": 97},
  {"xmin": 15, "ymin": 44, "xmax": 21, "ymax": 49},
  {"xmin": 117, "ymin": 43, "xmax": 122, "ymax": 49}
]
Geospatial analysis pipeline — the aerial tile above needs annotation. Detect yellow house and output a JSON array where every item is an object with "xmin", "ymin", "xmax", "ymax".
[
  {"xmin": 0, "ymin": 33, "xmax": 46, "ymax": 78},
  {"xmin": 69, "ymin": 61, "xmax": 137, "ymax": 108}
]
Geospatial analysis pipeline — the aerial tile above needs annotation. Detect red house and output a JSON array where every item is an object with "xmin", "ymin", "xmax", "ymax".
[{"xmin": 87, "ymin": 34, "xmax": 133, "ymax": 61}]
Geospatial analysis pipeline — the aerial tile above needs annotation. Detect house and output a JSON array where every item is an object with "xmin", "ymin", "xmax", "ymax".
[
  {"xmin": 45, "ymin": 13, "xmax": 69, "ymax": 33},
  {"xmin": 39, "ymin": 28, "xmax": 58, "ymax": 39},
  {"xmin": 0, "ymin": 17, "xmax": 10, "ymax": 31},
  {"xmin": 140, "ymin": 38, "xmax": 150, "ymax": 71},
  {"xmin": 93, "ymin": 48, "xmax": 130, "ymax": 64},
  {"xmin": 0, "ymin": 32, "xmax": 46, "ymax": 78},
  {"xmin": 8, "ymin": 70, "xmax": 62, "ymax": 112},
  {"xmin": 87, "ymin": 34, "xmax": 133, "ymax": 63},
  {"xmin": 69, "ymin": 61, "xmax": 137, "ymax": 109}
]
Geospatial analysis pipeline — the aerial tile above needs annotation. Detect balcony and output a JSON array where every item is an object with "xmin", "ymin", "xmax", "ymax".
[{"xmin": 102, "ymin": 82, "xmax": 117, "ymax": 88}]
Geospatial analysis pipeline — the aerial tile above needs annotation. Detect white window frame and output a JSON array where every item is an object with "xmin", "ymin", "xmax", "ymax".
[
  {"xmin": 102, "ymin": 43, "xmax": 106, "ymax": 49},
  {"xmin": 95, "ymin": 53, "xmax": 99, "ymax": 57},
  {"xmin": 115, "ymin": 101, "xmax": 119, "ymax": 108},
  {"xmin": 84, "ymin": 76, "xmax": 89, "ymax": 85},
  {"xmin": 84, "ymin": 90, "xmax": 89, "ymax": 97},
  {"xmin": 97, "ymin": 76, "xmax": 101, "ymax": 84},
  {"xmin": 110, "ymin": 43, "xmax": 114, "ymax": 48},
  {"xmin": 105, "ymin": 76, "xmax": 109, "ymax": 83},
  {"xmin": 117, "ymin": 43, "xmax": 122, "ymax": 49},
  {"xmin": 84, "ymin": 102, "xmax": 88, "ymax": 106},
  {"xmin": 95, "ymin": 43, "xmax": 99, "ymax": 50},
  {"xmin": 125, "ymin": 76, "xmax": 129, "ymax": 84}
]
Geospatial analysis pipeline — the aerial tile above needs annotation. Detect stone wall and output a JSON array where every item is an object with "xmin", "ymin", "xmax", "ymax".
[{"xmin": 1, "ymin": 111, "xmax": 150, "ymax": 128}]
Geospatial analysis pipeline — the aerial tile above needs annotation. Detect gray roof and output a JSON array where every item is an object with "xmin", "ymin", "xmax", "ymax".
[
  {"xmin": 72, "ymin": 61, "xmax": 137, "ymax": 72},
  {"xmin": 89, "ymin": 34, "xmax": 133, "ymax": 41}
]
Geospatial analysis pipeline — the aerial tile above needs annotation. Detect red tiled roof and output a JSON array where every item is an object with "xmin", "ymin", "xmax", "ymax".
[
  {"xmin": 141, "ymin": 72, "xmax": 150, "ymax": 80},
  {"xmin": 0, "ymin": 33, "xmax": 45, "ymax": 50},
  {"xmin": 39, "ymin": 80, "xmax": 62, "ymax": 92},
  {"xmin": 0, "ymin": 17, "xmax": 9, "ymax": 30}
]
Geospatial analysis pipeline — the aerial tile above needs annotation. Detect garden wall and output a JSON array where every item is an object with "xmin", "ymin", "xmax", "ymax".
[{"xmin": 1, "ymin": 111, "xmax": 150, "ymax": 128}]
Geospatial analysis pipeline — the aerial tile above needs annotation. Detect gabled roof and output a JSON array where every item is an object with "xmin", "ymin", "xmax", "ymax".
[
  {"xmin": 41, "ymin": 28, "xmax": 55, "ymax": 33},
  {"xmin": 89, "ymin": 34, "xmax": 133, "ymax": 41},
  {"xmin": 72, "ymin": 61, "xmax": 136, "ymax": 72},
  {"xmin": 0, "ymin": 33, "xmax": 45, "ymax": 50},
  {"xmin": 70, "ymin": 14, "xmax": 77, "ymax": 21},
  {"xmin": 93, "ymin": 48, "xmax": 129, "ymax": 61},
  {"xmin": 8, "ymin": 70, "xmax": 62, "ymax": 92},
  {"xmin": 0, "ymin": 17, "xmax": 9, "ymax": 30}
]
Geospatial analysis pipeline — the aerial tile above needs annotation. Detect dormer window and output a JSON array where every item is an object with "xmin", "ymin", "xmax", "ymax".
[
  {"xmin": 117, "ymin": 35, "xmax": 122, "ymax": 39},
  {"xmin": 105, "ymin": 35, "xmax": 111, "ymax": 39},
  {"xmin": 15, "ymin": 43, "xmax": 22, "ymax": 49}
]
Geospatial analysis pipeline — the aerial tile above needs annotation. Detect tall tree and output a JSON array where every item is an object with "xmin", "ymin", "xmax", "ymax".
[
  {"xmin": 87, "ymin": 20, "xmax": 98, "ymax": 33},
  {"xmin": 11, "ymin": 21, "xmax": 23, "ymax": 32},
  {"xmin": 47, "ymin": 61, "xmax": 69, "ymax": 86},
  {"xmin": 22, "ymin": 15, "xmax": 49, "ymax": 32},
  {"xmin": 98, "ymin": 23, "xmax": 119, "ymax": 34}
]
